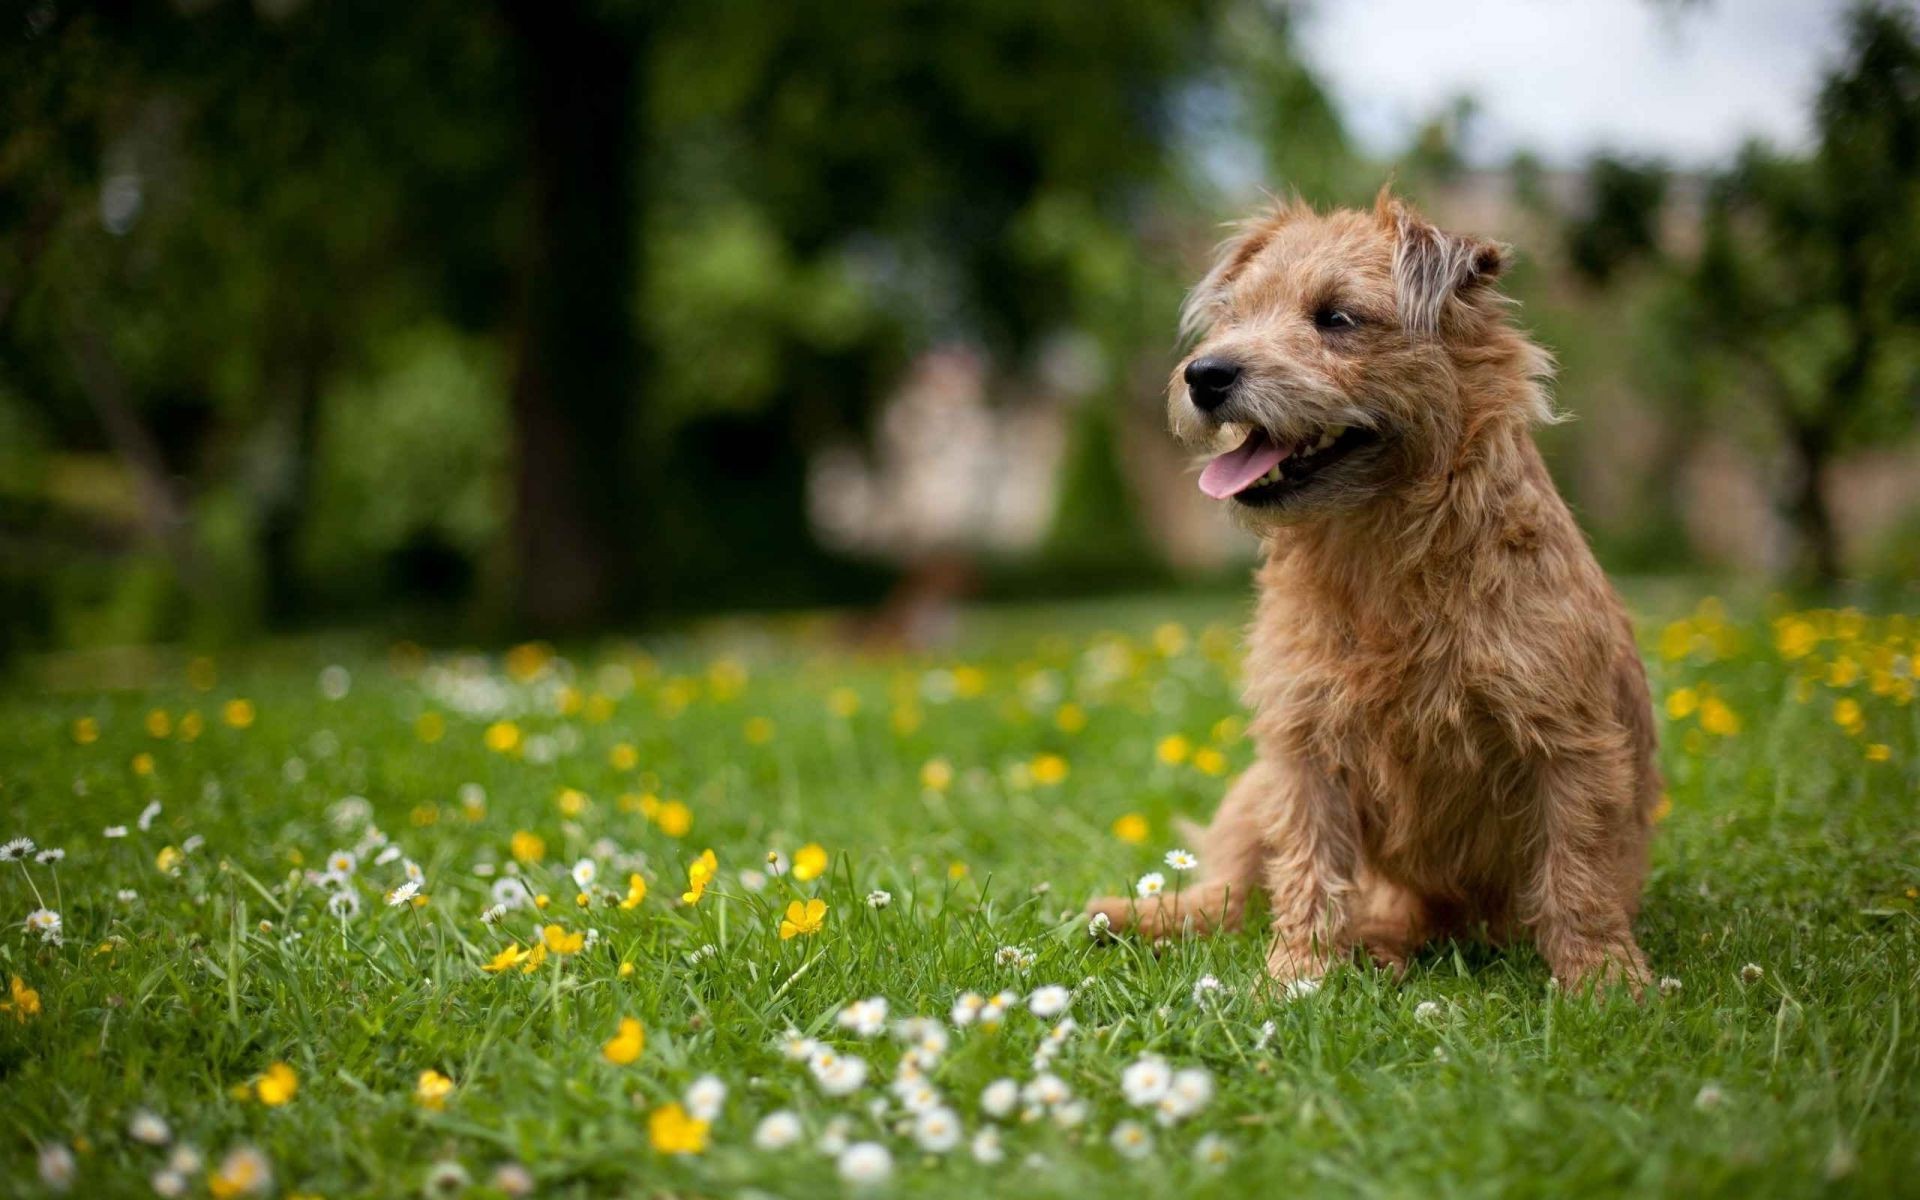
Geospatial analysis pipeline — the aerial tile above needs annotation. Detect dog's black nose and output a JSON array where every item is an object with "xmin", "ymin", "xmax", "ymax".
[{"xmin": 1184, "ymin": 356, "xmax": 1241, "ymax": 411}]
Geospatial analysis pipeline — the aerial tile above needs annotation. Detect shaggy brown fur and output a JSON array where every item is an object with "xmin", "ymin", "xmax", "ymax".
[{"xmin": 1088, "ymin": 190, "xmax": 1659, "ymax": 995}]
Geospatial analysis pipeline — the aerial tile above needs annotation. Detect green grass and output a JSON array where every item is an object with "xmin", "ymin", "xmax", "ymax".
[{"xmin": 1, "ymin": 592, "xmax": 1916, "ymax": 1198}]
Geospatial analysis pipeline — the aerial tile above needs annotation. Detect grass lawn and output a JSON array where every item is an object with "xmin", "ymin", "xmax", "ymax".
[{"xmin": 1, "ymin": 591, "xmax": 1916, "ymax": 1198}]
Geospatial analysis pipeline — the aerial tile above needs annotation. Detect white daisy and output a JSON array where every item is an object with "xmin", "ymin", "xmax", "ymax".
[
  {"xmin": 892, "ymin": 1016, "xmax": 949, "ymax": 1059},
  {"xmin": 1022, "ymin": 1073, "xmax": 1071, "ymax": 1109},
  {"xmin": 780, "ymin": 1030, "xmax": 819, "ymax": 1061},
  {"xmin": 479, "ymin": 904, "xmax": 506, "ymax": 926},
  {"xmin": 326, "ymin": 849, "xmax": 358, "ymax": 876},
  {"xmin": 979, "ymin": 1078, "xmax": 1018, "ymax": 1119},
  {"xmin": 1109, "ymin": 1119, "xmax": 1153, "ymax": 1159},
  {"xmin": 1695, "ymin": 1082, "xmax": 1725, "ymax": 1111},
  {"xmin": 35, "ymin": 848, "xmax": 64, "ymax": 865},
  {"xmin": 1120, "ymin": 1055, "xmax": 1171, "ymax": 1106},
  {"xmin": 753, "ymin": 1110, "xmax": 803, "ymax": 1150},
  {"xmin": 25, "ymin": 908, "xmax": 62, "ymax": 943},
  {"xmin": 138, "ymin": 800, "xmax": 162, "ymax": 832},
  {"xmin": 570, "ymin": 858, "xmax": 597, "ymax": 889},
  {"xmin": 684, "ymin": 1075, "xmax": 726, "ymax": 1122},
  {"xmin": 387, "ymin": 881, "xmax": 421, "ymax": 907},
  {"xmin": 1192, "ymin": 974, "xmax": 1222, "ymax": 1004},
  {"xmin": 1135, "ymin": 872, "xmax": 1165, "ymax": 898},
  {"xmin": 1156, "ymin": 1067, "xmax": 1214, "ymax": 1124},
  {"xmin": 491, "ymin": 878, "xmax": 532, "ymax": 909},
  {"xmin": 970, "ymin": 1127, "xmax": 1004, "ymax": 1164},
  {"xmin": 151, "ymin": 1169, "xmax": 187, "ymax": 1198},
  {"xmin": 1, "ymin": 837, "xmax": 33, "ymax": 862},
  {"xmin": 836, "ymin": 1142, "xmax": 892, "ymax": 1186},
  {"xmin": 950, "ymin": 992, "xmax": 985, "ymax": 1027},
  {"xmin": 117, "ymin": 889, "xmax": 139, "ymax": 903},
  {"xmin": 819, "ymin": 1115, "xmax": 853, "ymax": 1155},
  {"xmin": 1283, "ymin": 977, "xmax": 1321, "ymax": 1001},
  {"xmin": 812, "ymin": 1052, "xmax": 869, "ymax": 1096},
  {"xmin": 912, "ymin": 1106, "xmax": 962, "ymax": 1153},
  {"xmin": 38, "ymin": 1143, "xmax": 75, "ymax": 1191},
  {"xmin": 104, "ymin": 826, "xmax": 128, "ymax": 839},
  {"xmin": 1052, "ymin": 1098, "xmax": 1089, "ymax": 1128},
  {"xmin": 1414, "ymin": 1000, "xmax": 1443, "ymax": 1023},
  {"xmin": 1194, "ymin": 1132, "xmax": 1232, "ymax": 1169},
  {"xmin": 424, "ymin": 1160, "xmax": 470, "ymax": 1196},
  {"xmin": 403, "ymin": 859, "xmax": 426, "ymax": 884},
  {"xmin": 836, "ymin": 996, "xmax": 889, "ymax": 1038},
  {"xmin": 866, "ymin": 889, "xmax": 892, "ymax": 909},
  {"xmin": 1028, "ymin": 985, "xmax": 1071, "ymax": 1018},
  {"xmin": 328, "ymin": 890, "xmax": 362, "ymax": 919},
  {"xmin": 181, "ymin": 835, "xmax": 204, "ymax": 854},
  {"xmin": 128, "ymin": 1109, "xmax": 172, "ymax": 1146},
  {"xmin": 1164, "ymin": 848, "xmax": 1198, "ymax": 871}
]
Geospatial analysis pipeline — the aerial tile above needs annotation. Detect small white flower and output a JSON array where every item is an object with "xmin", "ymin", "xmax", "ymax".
[
  {"xmin": 780, "ymin": 1030, "xmax": 818, "ymax": 1061},
  {"xmin": 138, "ymin": 801, "xmax": 162, "ymax": 832},
  {"xmin": 387, "ymin": 881, "xmax": 421, "ymax": 907},
  {"xmin": 182, "ymin": 835, "xmax": 204, "ymax": 854},
  {"xmin": 38, "ymin": 1143, "xmax": 75, "ymax": 1191},
  {"xmin": 1283, "ymin": 977, "xmax": 1321, "ymax": 1001},
  {"xmin": 104, "ymin": 826, "xmax": 128, "ymax": 839},
  {"xmin": 328, "ymin": 890, "xmax": 362, "ymax": 919},
  {"xmin": 570, "ymin": 858, "xmax": 597, "ymax": 889},
  {"xmin": 128, "ymin": 1109, "xmax": 172, "ymax": 1146},
  {"xmin": 403, "ymin": 859, "xmax": 425, "ymax": 883},
  {"xmin": 424, "ymin": 1160, "xmax": 471, "ymax": 1196},
  {"xmin": 1022, "ymin": 1073, "xmax": 1071, "ymax": 1109},
  {"xmin": 812, "ymin": 1052, "xmax": 869, "ymax": 1096},
  {"xmin": 1109, "ymin": 1119, "xmax": 1153, "ymax": 1159},
  {"xmin": 737, "ymin": 869, "xmax": 767, "ymax": 893},
  {"xmin": 318, "ymin": 664, "xmax": 352, "ymax": 699},
  {"xmin": 1, "ymin": 837, "xmax": 34, "ymax": 862},
  {"xmin": 1740, "ymin": 963, "xmax": 1764, "ymax": 984},
  {"xmin": 1135, "ymin": 872, "xmax": 1165, "ymax": 898},
  {"xmin": 25, "ymin": 908, "xmax": 63, "ymax": 942},
  {"xmin": 1414, "ymin": 1000, "xmax": 1443, "ymax": 1023},
  {"xmin": 866, "ymin": 889, "xmax": 892, "ymax": 909},
  {"xmin": 912, "ymin": 1106, "xmax": 962, "ymax": 1152},
  {"xmin": 1121, "ymin": 1055, "xmax": 1171, "ymax": 1106},
  {"xmin": 35, "ymin": 848, "xmax": 65, "ymax": 864},
  {"xmin": 479, "ymin": 904, "xmax": 506, "ymax": 926},
  {"xmin": 1659, "ymin": 976, "xmax": 1684, "ymax": 997},
  {"xmin": 1695, "ymin": 1082, "xmax": 1725, "ymax": 1111},
  {"xmin": 753, "ymin": 1110, "xmax": 803, "ymax": 1150},
  {"xmin": 1157, "ymin": 1067, "xmax": 1213, "ymax": 1124},
  {"xmin": 994, "ymin": 944, "xmax": 1035, "ymax": 972},
  {"xmin": 970, "ymin": 1127, "xmax": 1004, "ymax": 1164},
  {"xmin": 894, "ymin": 1079, "xmax": 942, "ymax": 1114},
  {"xmin": 491, "ymin": 1163, "xmax": 534, "ymax": 1197},
  {"xmin": 1254, "ymin": 1019, "xmax": 1278, "ymax": 1050},
  {"xmin": 819, "ymin": 1115, "xmax": 852, "ymax": 1155},
  {"xmin": 836, "ymin": 996, "xmax": 889, "ymax": 1037},
  {"xmin": 117, "ymin": 889, "xmax": 139, "ymax": 903},
  {"xmin": 167, "ymin": 1146, "xmax": 202, "ymax": 1175},
  {"xmin": 950, "ymin": 991, "xmax": 985, "ymax": 1027},
  {"xmin": 980, "ymin": 1078, "xmax": 1019, "ymax": 1119},
  {"xmin": 326, "ymin": 849, "xmax": 359, "ymax": 876},
  {"xmin": 373, "ymin": 846, "xmax": 403, "ymax": 866},
  {"xmin": 1164, "ymin": 848, "xmax": 1197, "ymax": 871},
  {"xmin": 892, "ymin": 1016, "xmax": 949, "ymax": 1060},
  {"xmin": 151, "ymin": 1168, "xmax": 188, "ymax": 1198},
  {"xmin": 837, "ymin": 1142, "xmax": 892, "ymax": 1186},
  {"xmin": 1028, "ymin": 985, "xmax": 1071, "ymax": 1019},
  {"xmin": 491, "ymin": 878, "xmax": 532, "ymax": 910},
  {"xmin": 684, "ymin": 1075, "xmax": 726, "ymax": 1122},
  {"xmin": 1194, "ymin": 1132, "xmax": 1232, "ymax": 1169},
  {"xmin": 1192, "ymin": 974, "xmax": 1222, "ymax": 1004},
  {"xmin": 1088, "ymin": 911, "xmax": 1112, "ymax": 938}
]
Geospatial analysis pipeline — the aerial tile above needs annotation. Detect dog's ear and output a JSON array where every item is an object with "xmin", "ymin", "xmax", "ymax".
[
  {"xmin": 1375, "ymin": 189, "xmax": 1508, "ymax": 336},
  {"xmin": 1178, "ymin": 204, "xmax": 1297, "ymax": 344}
]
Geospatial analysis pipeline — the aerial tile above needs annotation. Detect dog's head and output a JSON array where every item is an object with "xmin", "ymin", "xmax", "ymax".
[{"xmin": 1172, "ymin": 188, "xmax": 1550, "ymax": 527}]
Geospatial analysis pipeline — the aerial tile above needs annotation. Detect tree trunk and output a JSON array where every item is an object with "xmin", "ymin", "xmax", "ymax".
[
  {"xmin": 1782, "ymin": 420, "xmax": 1841, "ymax": 586},
  {"xmin": 500, "ymin": 0, "xmax": 643, "ymax": 630}
]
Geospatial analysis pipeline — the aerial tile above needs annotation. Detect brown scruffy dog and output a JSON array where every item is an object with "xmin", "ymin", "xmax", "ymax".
[{"xmin": 1088, "ymin": 190, "xmax": 1659, "ymax": 995}]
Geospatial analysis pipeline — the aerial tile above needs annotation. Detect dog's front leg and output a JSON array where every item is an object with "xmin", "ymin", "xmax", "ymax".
[
  {"xmin": 1260, "ymin": 759, "xmax": 1359, "ymax": 986},
  {"xmin": 1521, "ymin": 754, "xmax": 1651, "ymax": 998}
]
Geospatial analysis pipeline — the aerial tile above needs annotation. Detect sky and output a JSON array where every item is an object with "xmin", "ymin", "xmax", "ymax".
[{"xmin": 1296, "ymin": 0, "xmax": 1859, "ymax": 167}]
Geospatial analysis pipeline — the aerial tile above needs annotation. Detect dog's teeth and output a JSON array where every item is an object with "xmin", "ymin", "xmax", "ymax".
[{"xmin": 1313, "ymin": 431, "xmax": 1334, "ymax": 452}]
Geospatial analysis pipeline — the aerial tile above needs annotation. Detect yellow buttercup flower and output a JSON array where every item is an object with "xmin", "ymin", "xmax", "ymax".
[
  {"xmin": 146, "ymin": 708, "xmax": 172, "ymax": 738},
  {"xmin": 132, "ymin": 752, "xmax": 155, "ymax": 777},
  {"xmin": 72, "ymin": 717, "xmax": 100, "ymax": 744},
  {"xmin": 415, "ymin": 712, "xmax": 445, "ymax": 743},
  {"xmin": 556, "ymin": 788, "xmax": 589, "ymax": 817},
  {"xmin": 208, "ymin": 1146, "xmax": 270, "ymax": 1199},
  {"xmin": 1698, "ymin": 697, "xmax": 1740, "ymax": 737},
  {"xmin": 540, "ymin": 925, "xmax": 584, "ymax": 955},
  {"xmin": 1664, "ymin": 688, "xmax": 1699, "ymax": 720},
  {"xmin": 779, "ymin": 898, "xmax": 827, "ymax": 940},
  {"xmin": 656, "ymin": 800, "xmax": 692, "ymax": 838},
  {"xmin": 1031, "ymin": 753, "xmax": 1068, "ymax": 786},
  {"xmin": 178, "ymin": 710, "xmax": 204, "ymax": 740},
  {"xmin": 828, "ymin": 687, "xmax": 861, "ymax": 717},
  {"xmin": 1192, "ymin": 747, "xmax": 1228, "ymax": 776},
  {"xmin": 682, "ymin": 849, "xmax": 718, "ymax": 905},
  {"xmin": 223, "ymin": 699, "xmax": 256, "ymax": 729},
  {"xmin": 520, "ymin": 942, "xmax": 548, "ymax": 973},
  {"xmin": 744, "ymin": 716, "xmax": 776, "ymax": 744},
  {"xmin": 255, "ymin": 1061, "xmax": 298, "ymax": 1106},
  {"xmin": 1111, "ymin": 813, "xmax": 1149, "ymax": 844},
  {"xmin": 1865, "ymin": 743, "xmax": 1891, "ymax": 762},
  {"xmin": 485, "ymin": 721, "xmax": 522, "ymax": 754},
  {"xmin": 792, "ymin": 843, "xmax": 829, "ymax": 882},
  {"xmin": 1054, "ymin": 703, "xmax": 1087, "ymax": 734},
  {"xmin": 481, "ymin": 944, "xmax": 530, "ymax": 973},
  {"xmin": 919, "ymin": 758, "xmax": 953, "ymax": 791},
  {"xmin": 510, "ymin": 830, "xmax": 546, "ymax": 864},
  {"xmin": 3, "ymin": 975, "xmax": 41, "ymax": 1022},
  {"xmin": 609, "ymin": 742, "xmax": 639, "ymax": 771},
  {"xmin": 602, "ymin": 1017, "xmax": 645, "ymax": 1065},
  {"xmin": 1156, "ymin": 734, "xmax": 1191, "ymax": 766},
  {"xmin": 415, "ymin": 1069, "xmax": 454, "ymax": 1110},
  {"xmin": 619, "ymin": 873, "xmax": 648, "ymax": 909},
  {"xmin": 1834, "ymin": 698, "xmax": 1865, "ymax": 735},
  {"xmin": 156, "ymin": 846, "xmax": 183, "ymax": 875},
  {"xmin": 648, "ymin": 1103, "xmax": 709, "ymax": 1154}
]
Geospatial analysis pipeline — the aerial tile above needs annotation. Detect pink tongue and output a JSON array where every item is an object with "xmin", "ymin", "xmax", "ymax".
[{"xmin": 1198, "ymin": 430, "xmax": 1290, "ymax": 499}]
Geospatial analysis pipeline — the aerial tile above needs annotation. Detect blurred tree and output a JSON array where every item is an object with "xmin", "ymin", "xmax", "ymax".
[
  {"xmin": 1674, "ymin": 4, "xmax": 1920, "ymax": 583},
  {"xmin": 1564, "ymin": 155, "xmax": 1667, "ymax": 285}
]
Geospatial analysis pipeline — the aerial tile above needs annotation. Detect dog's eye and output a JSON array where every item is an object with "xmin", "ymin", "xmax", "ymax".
[{"xmin": 1313, "ymin": 307, "xmax": 1358, "ymax": 331}]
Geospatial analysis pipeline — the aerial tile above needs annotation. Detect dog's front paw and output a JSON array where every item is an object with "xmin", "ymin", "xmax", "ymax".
[{"xmin": 1549, "ymin": 938, "xmax": 1651, "ymax": 1001}]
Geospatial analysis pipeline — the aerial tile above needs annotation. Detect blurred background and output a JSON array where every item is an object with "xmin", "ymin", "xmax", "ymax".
[{"xmin": 4, "ymin": 0, "xmax": 1918, "ymax": 661}]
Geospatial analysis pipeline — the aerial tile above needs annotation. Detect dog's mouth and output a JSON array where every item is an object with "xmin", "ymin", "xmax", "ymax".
[{"xmin": 1197, "ymin": 425, "xmax": 1382, "ymax": 506}]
